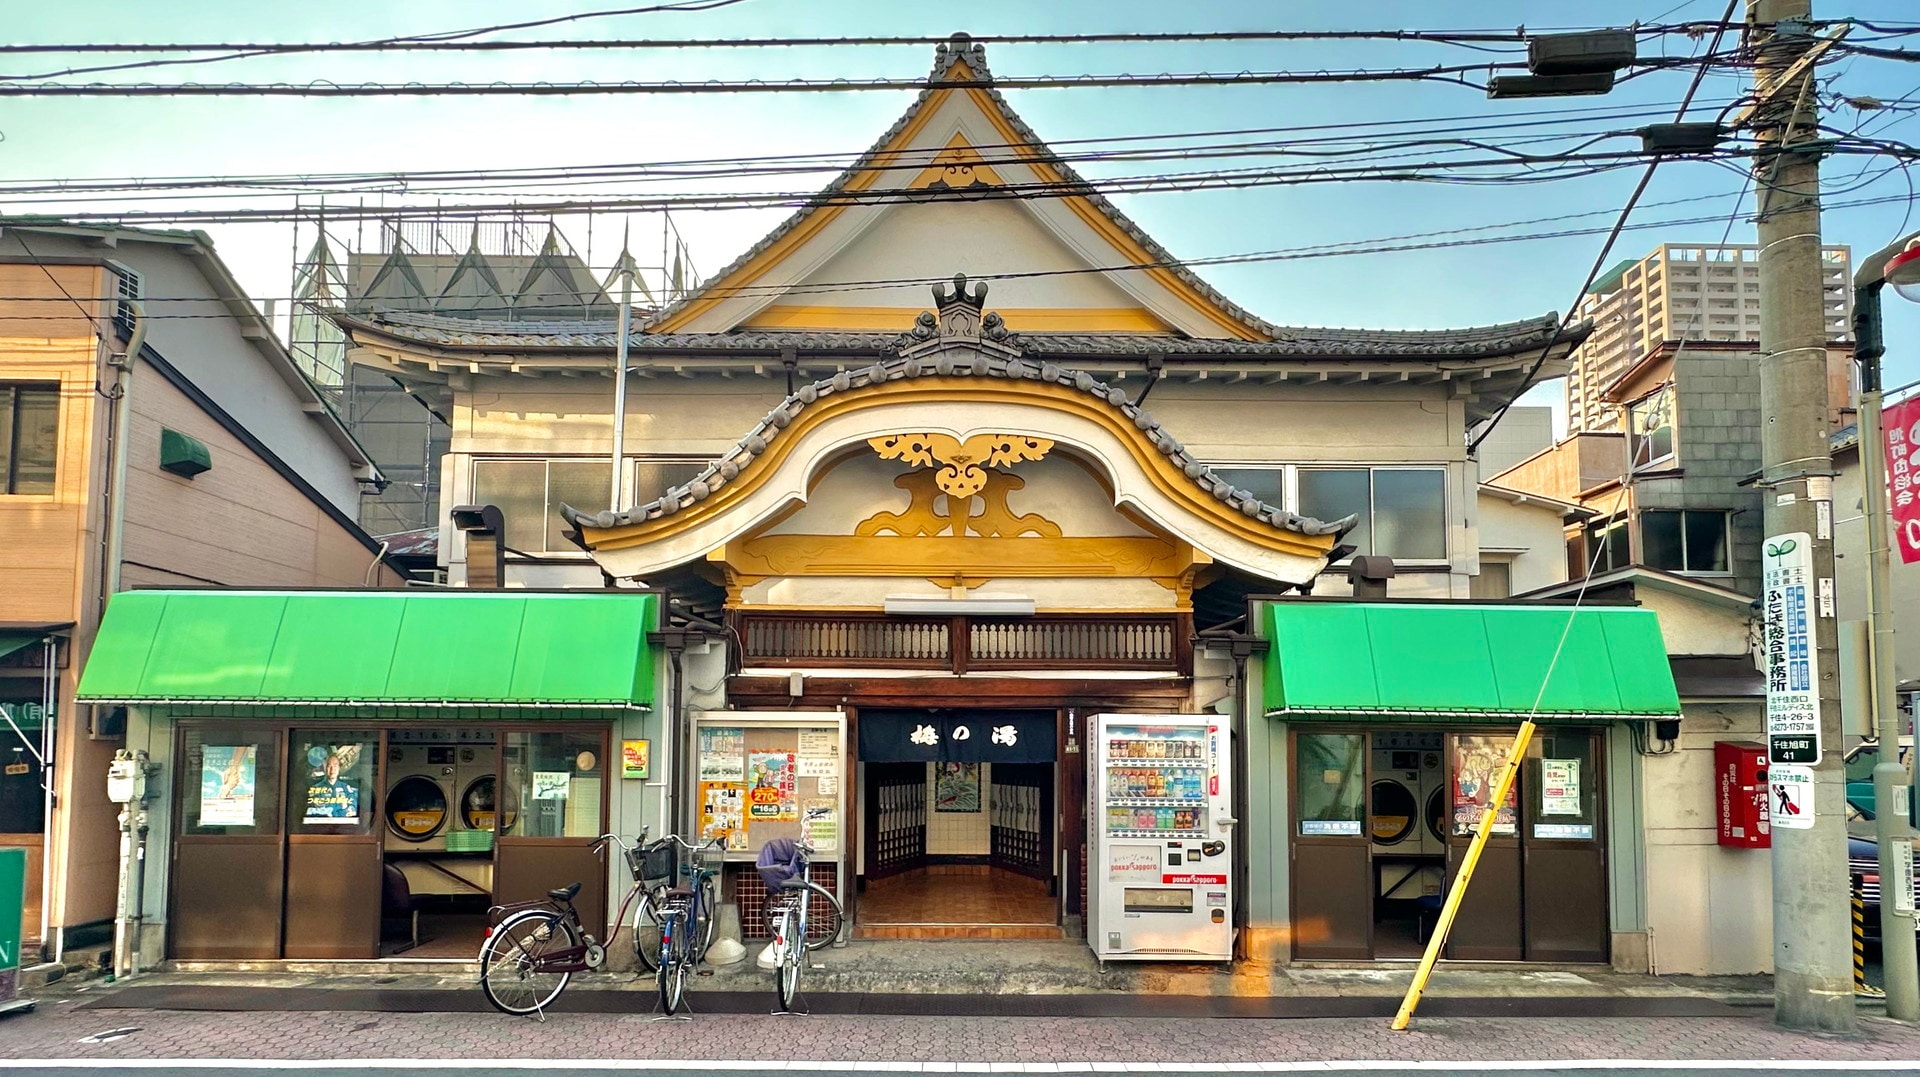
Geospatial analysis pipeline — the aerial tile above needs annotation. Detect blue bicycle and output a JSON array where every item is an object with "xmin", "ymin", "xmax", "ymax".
[
  {"xmin": 654, "ymin": 834, "xmax": 722, "ymax": 1015},
  {"xmin": 758, "ymin": 837, "xmax": 844, "ymax": 1013}
]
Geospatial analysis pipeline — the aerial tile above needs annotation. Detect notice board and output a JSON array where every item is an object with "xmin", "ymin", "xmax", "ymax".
[{"xmin": 694, "ymin": 711, "xmax": 845, "ymax": 863}]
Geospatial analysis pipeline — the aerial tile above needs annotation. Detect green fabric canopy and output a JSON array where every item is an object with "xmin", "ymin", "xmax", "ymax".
[
  {"xmin": 76, "ymin": 590, "xmax": 658, "ymax": 709},
  {"xmin": 1262, "ymin": 601, "xmax": 1680, "ymax": 721}
]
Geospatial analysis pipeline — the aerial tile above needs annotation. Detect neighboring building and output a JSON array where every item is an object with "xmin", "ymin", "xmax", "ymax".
[
  {"xmin": 1567, "ymin": 243, "xmax": 1852, "ymax": 434},
  {"xmin": 1471, "ymin": 404, "xmax": 1555, "ymax": 478},
  {"xmin": 0, "ymin": 220, "xmax": 407, "ymax": 965},
  {"xmin": 1833, "ymin": 423, "xmax": 1920, "ymax": 702}
]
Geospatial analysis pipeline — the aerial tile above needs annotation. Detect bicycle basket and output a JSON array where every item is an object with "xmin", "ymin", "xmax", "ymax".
[
  {"xmin": 639, "ymin": 840, "xmax": 678, "ymax": 887},
  {"xmin": 756, "ymin": 836, "xmax": 806, "ymax": 891}
]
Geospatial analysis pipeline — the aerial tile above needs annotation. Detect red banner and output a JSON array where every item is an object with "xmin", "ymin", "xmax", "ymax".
[{"xmin": 1887, "ymin": 397, "xmax": 1920, "ymax": 565}]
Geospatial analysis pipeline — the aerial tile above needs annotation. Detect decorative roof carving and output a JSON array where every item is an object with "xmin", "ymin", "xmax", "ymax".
[
  {"xmin": 898, "ymin": 273, "xmax": 1021, "ymax": 357},
  {"xmin": 560, "ymin": 349, "xmax": 1357, "ymax": 542}
]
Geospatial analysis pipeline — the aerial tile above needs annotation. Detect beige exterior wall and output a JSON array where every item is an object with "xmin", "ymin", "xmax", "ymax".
[
  {"xmin": 1475, "ymin": 493, "xmax": 1572, "ymax": 596},
  {"xmin": 1640, "ymin": 700, "xmax": 1774, "ymax": 974},
  {"xmin": 1490, "ymin": 432, "xmax": 1628, "ymax": 503},
  {"xmin": 119, "ymin": 368, "xmax": 400, "ymax": 589}
]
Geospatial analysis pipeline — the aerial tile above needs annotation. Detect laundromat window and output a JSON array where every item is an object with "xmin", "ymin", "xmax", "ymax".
[
  {"xmin": 507, "ymin": 731, "xmax": 605, "ymax": 839},
  {"xmin": 288, "ymin": 732, "xmax": 378, "ymax": 836},
  {"xmin": 176, "ymin": 728, "xmax": 282, "ymax": 836},
  {"xmin": 1295, "ymin": 732, "xmax": 1365, "ymax": 837}
]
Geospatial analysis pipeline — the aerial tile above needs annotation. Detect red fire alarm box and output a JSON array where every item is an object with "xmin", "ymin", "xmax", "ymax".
[{"xmin": 1716, "ymin": 741, "xmax": 1770, "ymax": 848}]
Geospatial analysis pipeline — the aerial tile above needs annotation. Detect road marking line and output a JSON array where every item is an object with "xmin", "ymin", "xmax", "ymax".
[{"xmin": 4, "ymin": 1061, "xmax": 1920, "ymax": 1073}]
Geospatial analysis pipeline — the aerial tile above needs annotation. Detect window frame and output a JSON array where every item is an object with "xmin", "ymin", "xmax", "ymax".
[
  {"xmin": 1201, "ymin": 462, "xmax": 1450, "ymax": 565},
  {"xmin": 468, "ymin": 454, "xmax": 708, "ymax": 556},
  {"xmin": 1625, "ymin": 385, "xmax": 1675, "ymax": 471},
  {"xmin": 1639, "ymin": 508, "xmax": 1732, "ymax": 576},
  {"xmin": 1, "ymin": 382, "xmax": 60, "ymax": 496}
]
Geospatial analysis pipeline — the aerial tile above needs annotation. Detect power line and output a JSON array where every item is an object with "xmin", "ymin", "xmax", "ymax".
[{"xmin": 5, "ymin": 187, "xmax": 1912, "ymax": 318}]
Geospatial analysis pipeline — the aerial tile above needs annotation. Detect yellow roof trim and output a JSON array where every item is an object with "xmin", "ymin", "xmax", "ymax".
[
  {"xmin": 649, "ymin": 79, "xmax": 1267, "ymax": 341},
  {"xmin": 739, "ymin": 304, "xmax": 1174, "ymax": 333}
]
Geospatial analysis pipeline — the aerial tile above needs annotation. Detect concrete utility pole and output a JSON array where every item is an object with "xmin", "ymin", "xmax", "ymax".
[{"xmin": 1750, "ymin": 0, "xmax": 1854, "ymax": 1032}]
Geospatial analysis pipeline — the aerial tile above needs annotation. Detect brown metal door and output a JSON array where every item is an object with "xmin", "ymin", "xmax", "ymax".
[
  {"xmin": 863, "ymin": 762, "xmax": 927, "ymax": 880},
  {"xmin": 493, "ymin": 729, "xmax": 609, "ymax": 934},
  {"xmin": 1290, "ymin": 730, "xmax": 1372, "ymax": 960},
  {"xmin": 1443, "ymin": 732, "xmax": 1525, "ymax": 961},
  {"xmin": 169, "ymin": 728, "xmax": 284, "ymax": 959},
  {"xmin": 283, "ymin": 731, "xmax": 382, "ymax": 959},
  {"xmin": 1522, "ymin": 729, "xmax": 1608, "ymax": 962}
]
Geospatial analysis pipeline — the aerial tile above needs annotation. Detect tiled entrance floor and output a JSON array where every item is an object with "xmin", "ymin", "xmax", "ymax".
[{"xmin": 856, "ymin": 866, "xmax": 1061, "ymax": 939}]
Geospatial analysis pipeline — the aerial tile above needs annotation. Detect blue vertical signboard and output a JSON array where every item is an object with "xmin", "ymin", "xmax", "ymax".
[{"xmin": 1763, "ymin": 532, "xmax": 1821, "ymax": 766}]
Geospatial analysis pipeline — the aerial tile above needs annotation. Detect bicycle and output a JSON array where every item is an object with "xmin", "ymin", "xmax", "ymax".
[
  {"xmin": 477, "ymin": 828, "xmax": 664, "ymax": 1017},
  {"xmin": 757, "ymin": 836, "xmax": 845, "ymax": 1014},
  {"xmin": 651, "ymin": 833, "xmax": 724, "ymax": 1016}
]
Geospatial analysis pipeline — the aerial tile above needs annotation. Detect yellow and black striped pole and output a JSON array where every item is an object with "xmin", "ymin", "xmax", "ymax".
[{"xmin": 1858, "ymin": 874, "xmax": 1886, "ymax": 998}]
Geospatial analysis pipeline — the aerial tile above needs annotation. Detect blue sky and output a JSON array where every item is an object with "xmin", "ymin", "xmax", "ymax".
[{"xmin": 6, "ymin": 0, "xmax": 1920, "ymax": 427}]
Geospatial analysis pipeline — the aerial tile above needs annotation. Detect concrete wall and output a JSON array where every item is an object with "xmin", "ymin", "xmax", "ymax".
[
  {"xmin": 1662, "ymin": 351, "xmax": 1768, "ymax": 595},
  {"xmin": 1474, "ymin": 405, "xmax": 1555, "ymax": 478},
  {"xmin": 1640, "ymin": 700, "xmax": 1773, "ymax": 974}
]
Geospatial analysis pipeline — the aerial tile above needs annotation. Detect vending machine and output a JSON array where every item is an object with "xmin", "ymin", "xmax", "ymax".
[{"xmin": 1085, "ymin": 713, "xmax": 1233, "ymax": 962}]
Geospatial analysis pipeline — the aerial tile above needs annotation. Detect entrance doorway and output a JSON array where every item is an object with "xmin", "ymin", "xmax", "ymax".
[
  {"xmin": 1290, "ymin": 725, "xmax": 1608, "ymax": 962},
  {"xmin": 856, "ymin": 710, "xmax": 1059, "ymax": 938}
]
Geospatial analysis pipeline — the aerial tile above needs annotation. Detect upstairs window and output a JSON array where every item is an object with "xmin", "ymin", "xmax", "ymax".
[
  {"xmin": 1641, "ymin": 509, "xmax": 1730, "ymax": 574},
  {"xmin": 1207, "ymin": 464, "xmax": 1448, "ymax": 563},
  {"xmin": 469, "ymin": 456, "xmax": 705, "ymax": 555},
  {"xmin": 1582, "ymin": 517, "xmax": 1629, "ymax": 575},
  {"xmin": 1, "ymin": 383, "xmax": 59, "ymax": 495},
  {"xmin": 1627, "ymin": 387, "xmax": 1674, "ymax": 469}
]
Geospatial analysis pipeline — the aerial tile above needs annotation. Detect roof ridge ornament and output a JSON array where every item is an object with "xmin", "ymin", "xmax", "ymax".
[
  {"xmin": 930, "ymin": 32, "xmax": 992, "ymax": 85},
  {"xmin": 899, "ymin": 272, "xmax": 1022, "ymax": 357}
]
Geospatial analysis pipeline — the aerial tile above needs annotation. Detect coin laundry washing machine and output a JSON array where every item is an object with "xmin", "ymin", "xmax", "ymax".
[
  {"xmin": 384, "ymin": 744, "xmax": 456, "ymax": 851},
  {"xmin": 1369, "ymin": 730, "xmax": 1446, "ymax": 899}
]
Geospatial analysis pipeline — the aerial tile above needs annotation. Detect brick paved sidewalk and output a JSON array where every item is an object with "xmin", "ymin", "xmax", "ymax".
[{"xmin": 4, "ymin": 994, "xmax": 1920, "ymax": 1065}]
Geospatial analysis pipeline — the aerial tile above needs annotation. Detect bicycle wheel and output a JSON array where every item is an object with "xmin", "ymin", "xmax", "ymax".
[
  {"xmin": 694, "ymin": 874, "xmax": 719, "ymax": 959},
  {"xmin": 800, "ymin": 881, "xmax": 844, "ymax": 952},
  {"xmin": 479, "ymin": 910, "xmax": 578, "ymax": 1017},
  {"xmin": 657, "ymin": 907, "xmax": 691, "ymax": 1016},
  {"xmin": 631, "ymin": 885, "xmax": 666, "ymax": 972},
  {"xmin": 775, "ymin": 904, "xmax": 802, "ymax": 1012}
]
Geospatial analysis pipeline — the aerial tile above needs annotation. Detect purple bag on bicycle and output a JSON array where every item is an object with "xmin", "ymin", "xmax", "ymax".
[{"xmin": 757, "ymin": 837, "xmax": 806, "ymax": 890}]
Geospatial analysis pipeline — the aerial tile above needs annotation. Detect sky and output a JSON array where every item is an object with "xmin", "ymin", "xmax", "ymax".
[{"xmin": 5, "ymin": 0, "xmax": 1920, "ymax": 434}]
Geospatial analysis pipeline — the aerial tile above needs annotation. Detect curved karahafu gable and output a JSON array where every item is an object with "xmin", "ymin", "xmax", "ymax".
[{"xmin": 565, "ymin": 280, "xmax": 1357, "ymax": 587}]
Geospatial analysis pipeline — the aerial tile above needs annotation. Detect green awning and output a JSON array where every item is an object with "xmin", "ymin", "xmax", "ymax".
[
  {"xmin": 1262, "ymin": 601, "xmax": 1679, "ymax": 721},
  {"xmin": 0, "ymin": 632, "xmax": 45, "ymax": 663},
  {"xmin": 76, "ymin": 590, "xmax": 658, "ymax": 710}
]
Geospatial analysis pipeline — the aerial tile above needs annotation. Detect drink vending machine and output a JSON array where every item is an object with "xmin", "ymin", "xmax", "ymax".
[{"xmin": 1085, "ymin": 713, "xmax": 1233, "ymax": 962}]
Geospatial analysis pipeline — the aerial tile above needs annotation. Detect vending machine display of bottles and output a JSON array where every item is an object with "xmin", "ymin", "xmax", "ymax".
[{"xmin": 1102, "ymin": 724, "xmax": 1210, "ymax": 838}]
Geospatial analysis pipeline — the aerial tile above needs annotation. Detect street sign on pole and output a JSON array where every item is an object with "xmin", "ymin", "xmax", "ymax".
[
  {"xmin": 1764, "ymin": 532, "xmax": 1822, "ymax": 764},
  {"xmin": 1770, "ymin": 764, "xmax": 1816, "ymax": 830}
]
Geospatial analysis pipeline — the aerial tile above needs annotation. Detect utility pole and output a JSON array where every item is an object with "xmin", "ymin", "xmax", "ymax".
[
  {"xmin": 608, "ymin": 230, "xmax": 636, "ymax": 512},
  {"xmin": 1750, "ymin": 0, "xmax": 1854, "ymax": 1032}
]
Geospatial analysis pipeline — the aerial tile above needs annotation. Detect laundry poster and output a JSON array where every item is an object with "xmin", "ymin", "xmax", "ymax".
[
  {"xmin": 747, "ymin": 750, "xmax": 796, "ymax": 821},
  {"xmin": 700, "ymin": 781, "xmax": 747, "ymax": 851},
  {"xmin": 199, "ymin": 745, "xmax": 256, "ymax": 827},
  {"xmin": 698, "ymin": 726, "xmax": 745, "ymax": 781},
  {"xmin": 1451, "ymin": 735, "xmax": 1517, "ymax": 836}
]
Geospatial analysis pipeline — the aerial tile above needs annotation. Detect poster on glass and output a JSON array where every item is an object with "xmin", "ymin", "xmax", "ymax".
[
  {"xmin": 1451, "ymin": 735, "xmax": 1517, "ymax": 836},
  {"xmin": 200, "ymin": 745, "xmax": 256, "ymax": 826},
  {"xmin": 301, "ymin": 743, "xmax": 362, "ymax": 824}
]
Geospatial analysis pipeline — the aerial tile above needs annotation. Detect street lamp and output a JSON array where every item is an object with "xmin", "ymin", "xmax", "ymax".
[{"xmin": 1852, "ymin": 232, "xmax": 1920, "ymax": 1020}]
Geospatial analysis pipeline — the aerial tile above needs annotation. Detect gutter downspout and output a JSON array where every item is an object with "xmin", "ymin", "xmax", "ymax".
[
  {"xmin": 39, "ymin": 636, "xmax": 56, "ymax": 957},
  {"xmin": 650, "ymin": 626, "xmax": 693, "ymax": 836},
  {"xmin": 1199, "ymin": 623, "xmax": 1268, "ymax": 961}
]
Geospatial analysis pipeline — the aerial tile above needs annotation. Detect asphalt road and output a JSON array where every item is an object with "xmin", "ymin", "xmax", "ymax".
[{"xmin": 5, "ymin": 1068, "xmax": 1920, "ymax": 1077}]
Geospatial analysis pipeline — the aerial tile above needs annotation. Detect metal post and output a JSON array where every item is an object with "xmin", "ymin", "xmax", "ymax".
[
  {"xmin": 609, "ymin": 241, "xmax": 634, "ymax": 512},
  {"xmin": 1854, "ymin": 249, "xmax": 1920, "ymax": 1019},
  {"xmin": 1751, "ymin": 0, "xmax": 1855, "ymax": 1032}
]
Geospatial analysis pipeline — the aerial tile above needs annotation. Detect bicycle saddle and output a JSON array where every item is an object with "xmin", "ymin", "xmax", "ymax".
[{"xmin": 548, "ymin": 882, "xmax": 582, "ymax": 902}]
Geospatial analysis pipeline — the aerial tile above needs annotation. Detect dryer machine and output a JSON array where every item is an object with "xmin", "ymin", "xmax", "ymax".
[
  {"xmin": 1369, "ymin": 730, "xmax": 1445, "ymax": 899},
  {"xmin": 384, "ymin": 744, "xmax": 456, "ymax": 851}
]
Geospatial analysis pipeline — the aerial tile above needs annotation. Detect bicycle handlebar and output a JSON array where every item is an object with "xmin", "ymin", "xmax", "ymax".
[{"xmin": 589, "ymin": 824, "xmax": 651, "ymax": 854}]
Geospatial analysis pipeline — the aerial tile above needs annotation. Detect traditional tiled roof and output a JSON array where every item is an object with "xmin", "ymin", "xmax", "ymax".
[
  {"xmin": 345, "ymin": 308, "xmax": 1584, "ymax": 363},
  {"xmin": 638, "ymin": 34, "xmax": 1284, "ymax": 340},
  {"xmin": 561, "ymin": 349, "xmax": 1358, "ymax": 540}
]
